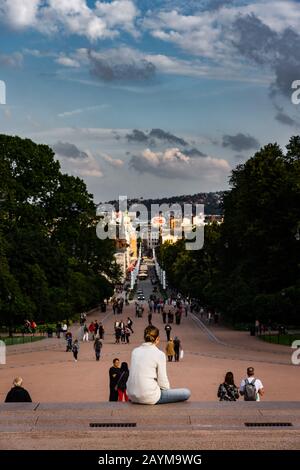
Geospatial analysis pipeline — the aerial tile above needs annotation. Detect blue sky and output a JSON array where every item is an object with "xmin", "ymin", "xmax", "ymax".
[{"xmin": 1, "ymin": 0, "xmax": 300, "ymax": 201}]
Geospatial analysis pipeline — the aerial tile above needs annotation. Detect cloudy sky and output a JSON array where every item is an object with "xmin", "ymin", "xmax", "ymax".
[{"xmin": 1, "ymin": 0, "xmax": 300, "ymax": 201}]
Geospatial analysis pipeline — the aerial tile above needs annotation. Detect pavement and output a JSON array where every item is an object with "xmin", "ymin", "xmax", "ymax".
[
  {"xmin": 1, "ymin": 402, "xmax": 300, "ymax": 449},
  {"xmin": 0, "ymin": 269, "xmax": 300, "ymax": 449}
]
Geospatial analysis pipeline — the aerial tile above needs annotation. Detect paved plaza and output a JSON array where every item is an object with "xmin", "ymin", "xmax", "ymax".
[{"xmin": 1, "ymin": 278, "xmax": 300, "ymax": 449}]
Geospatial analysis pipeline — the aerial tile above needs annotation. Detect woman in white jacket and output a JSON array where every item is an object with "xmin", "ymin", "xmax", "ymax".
[{"xmin": 127, "ymin": 325, "xmax": 191, "ymax": 405}]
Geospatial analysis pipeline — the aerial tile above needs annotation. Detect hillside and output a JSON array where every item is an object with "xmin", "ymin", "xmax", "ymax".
[{"xmin": 104, "ymin": 191, "xmax": 225, "ymax": 215}]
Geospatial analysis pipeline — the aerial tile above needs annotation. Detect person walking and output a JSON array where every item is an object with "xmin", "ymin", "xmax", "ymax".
[
  {"xmin": 173, "ymin": 336, "xmax": 181, "ymax": 362},
  {"xmin": 99, "ymin": 322, "xmax": 105, "ymax": 340},
  {"xmin": 240, "ymin": 367, "xmax": 264, "ymax": 401},
  {"xmin": 65, "ymin": 331, "xmax": 72, "ymax": 352},
  {"xmin": 127, "ymin": 325, "xmax": 191, "ymax": 405},
  {"xmin": 5, "ymin": 377, "xmax": 32, "ymax": 403},
  {"xmin": 109, "ymin": 358, "xmax": 121, "ymax": 401},
  {"xmin": 166, "ymin": 338, "xmax": 175, "ymax": 362},
  {"xmin": 127, "ymin": 317, "xmax": 134, "ymax": 333},
  {"xmin": 56, "ymin": 322, "xmax": 62, "ymax": 339},
  {"xmin": 62, "ymin": 323, "xmax": 68, "ymax": 338},
  {"xmin": 94, "ymin": 338, "xmax": 102, "ymax": 361},
  {"xmin": 167, "ymin": 310, "xmax": 174, "ymax": 324},
  {"xmin": 82, "ymin": 324, "xmax": 89, "ymax": 342},
  {"xmin": 72, "ymin": 339, "xmax": 79, "ymax": 362},
  {"xmin": 124, "ymin": 326, "xmax": 131, "ymax": 344},
  {"xmin": 217, "ymin": 372, "xmax": 239, "ymax": 401},
  {"xmin": 117, "ymin": 362, "xmax": 130, "ymax": 402},
  {"xmin": 165, "ymin": 323, "xmax": 172, "ymax": 341}
]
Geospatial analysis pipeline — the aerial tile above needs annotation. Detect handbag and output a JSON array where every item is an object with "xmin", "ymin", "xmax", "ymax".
[{"xmin": 180, "ymin": 350, "xmax": 184, "ymax": 360}]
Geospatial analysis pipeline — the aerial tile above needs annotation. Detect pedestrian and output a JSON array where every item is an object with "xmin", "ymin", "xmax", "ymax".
[
  {"xmin": 82, "ymin": 324, "xmax": 89, "ymax": 342},
  {"xmin": 72, "ymin": 339, "xmax": 79, "ymax": 362},
  {"xmin": 56, "ymin": 322, "xmax": 62, "ymax": 338},
  {"xmin": 127, "ymin": 325, "xmax": 191, "ymax": 405},
  {"xmin": 99, "ymin": 322, "xmax": 105, "ymax": 340},
  {"xmin": 217, "ymin": 372, "xmax": 239, "ymax": 401},
  {"xmin": 109, "ymin": 358, "xmax": 121, "ymax": 401},
  {"xmin": 167, "ymin": 310, "xmax": 174, "ymax": 323},
  {"xmin": 94, "ymin": 320, "xmax": 99, "ymax": 338},
  {"xmin": 125, "ymin": 326, "xmax": 131, "ymax": 344},
  {"xmin": 62, "ymin": 323, "xmax": 68, "ymax": 338},
  {"xmin": 173, "ymin": 336, "xmax": 181, "ymax": 362},
  {"xmin": 240, "ymin": 367, "xmax": 264, "ymax": 401},
  {"xmin": 184, "ymin": 300, "xmax": 189, "ymax": 317},
  {"xmin": 5, "ymin": 377, "xmax": 32, "ymax": 403},
  {"xmin": 165, "ymin": 323, "xmax": 172, "ymax": 341},
  {"xmin": 127, "ymin": 317, "xmax": 134, "ymax": 333},
  {"xmin": 175, "ymin": 309, "xmax": 182, "ymax": 325},
  {"xmin": 65, "ymin": 331, "xmax": 72, "ymax": 352},
  {"xmin": 94, "ymin": 338, "xmax": 102, "ymax": 361},
  {"xmin": 88, "ymin": 322, "xmax": 95, "ymax": 340},
  {"xmin": 166, "ymin": 338, "xmax": 175, "ymax": 362},
  {"xmin": 162, "ymin": 309, "xmax": 167, "ymax": 323},
  {"xmin": 117, "ymin": 362, "xmax": 130, "ymax": 402},
  {"xmin": 148, "ymin": 311, "xmax": 152, "ymax": 325},
  {"xmin": 115, "ymin": 325, "xmax": 121, "ymax": 344}
]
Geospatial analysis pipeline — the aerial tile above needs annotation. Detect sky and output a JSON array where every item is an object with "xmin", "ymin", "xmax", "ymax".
[{"xmin": 1, "ymin": 0, "xmax": 300, "ymax": 202}]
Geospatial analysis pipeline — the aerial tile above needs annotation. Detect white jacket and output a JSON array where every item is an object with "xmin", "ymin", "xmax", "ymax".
[{"xmin": 127, "ymin": 342, "xmax": 170, "ymax": 404}]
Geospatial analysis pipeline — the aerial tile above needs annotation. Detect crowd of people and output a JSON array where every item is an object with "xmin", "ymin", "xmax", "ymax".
[{"xmin": 4, "ymin": 280, "xmax": 265, "ymax": 406}]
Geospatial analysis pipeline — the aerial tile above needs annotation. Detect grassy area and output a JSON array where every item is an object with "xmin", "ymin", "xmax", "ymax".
[
  {"xmin": 0, "ymin": 336, "xmax": 46, "ymax": 346},
  {"xmin": 260, "ymin": 334, "xmax": 300, "ymax": 346}
]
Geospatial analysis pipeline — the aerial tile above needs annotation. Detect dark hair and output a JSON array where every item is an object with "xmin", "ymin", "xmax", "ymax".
[
  {"xmin": 224, "ymin": 371, "xmax": 235, "ymax": 386},
  {"xmin": 144, "ymin": 325, "xmax": 159, "ymax": 343},
  {"xmin": 113, "ymin": 358, "xmax": 120, "ymax": 365},
  {"xmin": 247, "ymin": 367, "xmax": 254, "ymax": 376},
  {"xmin": 120, "ymin": 362, "xmax": 129, "ymax": 372}
]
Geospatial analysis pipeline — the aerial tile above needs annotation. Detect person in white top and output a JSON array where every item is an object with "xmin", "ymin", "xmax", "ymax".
[
  {"xmin": 240, "ymin": 367, "xmax": 264, "ymax": 401},
  {"xmin": 127, "ymin": 325, "xmax": 191, "ymax": 405}
]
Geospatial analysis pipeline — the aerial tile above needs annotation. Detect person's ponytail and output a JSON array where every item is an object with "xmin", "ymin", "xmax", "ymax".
[{"xmin": 144, "ymin": 325, "xmax": 159, "ymax": 343}]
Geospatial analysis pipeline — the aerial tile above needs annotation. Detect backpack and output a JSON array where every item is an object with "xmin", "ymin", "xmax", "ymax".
[{"xmin": 244, "ymin": 378, "xmax": 257, "ymax": 401}]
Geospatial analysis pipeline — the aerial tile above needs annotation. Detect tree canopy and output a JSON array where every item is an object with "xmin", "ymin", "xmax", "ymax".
[
  {"xmin": 158, "ymin": 136, "xmax": 300, "ymax": 326},
  {"xmin": 0, "ymin": 134, "xmax": 119, "ymax": 327}
]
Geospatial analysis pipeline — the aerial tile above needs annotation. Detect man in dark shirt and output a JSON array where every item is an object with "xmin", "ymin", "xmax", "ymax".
[
  {"xmin": 165, "ymin": 323, "xmax": 172, "ymax": 341},
  {"xmin": 109, "ymin": 358, "xmax": 120, "ymax": 401},
  {"xmin": 5, "ymin": 377, "xmax": 32, "ymax": 402}
]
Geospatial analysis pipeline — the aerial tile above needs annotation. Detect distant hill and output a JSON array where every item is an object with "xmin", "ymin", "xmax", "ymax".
[{"xmin": 103, "ymin": 191, "xmax": 225, "ymax": 215}]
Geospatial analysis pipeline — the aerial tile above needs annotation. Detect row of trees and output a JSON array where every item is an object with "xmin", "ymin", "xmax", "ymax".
[
  {"xmin": 0, "ymin": 134, "xmax": 120, "ymax": 328},
  {"xmin": 158, "ymin": 136, "xmax": 300, "ymax": 325}
]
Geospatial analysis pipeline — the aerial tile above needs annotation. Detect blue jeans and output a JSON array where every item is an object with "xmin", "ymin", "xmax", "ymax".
[{"xmin": 156, "ymin": 388, "xmax": 191, "ymax": 404}]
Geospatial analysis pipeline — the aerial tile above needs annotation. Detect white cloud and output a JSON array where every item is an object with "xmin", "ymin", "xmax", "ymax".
[
  {"xmin": 76, "ymin": 153, "xmax": 104, "ymax": 177},
  {"xmin": 56, "ymin": 56, "xmax": 80, "ymax": 68},
  {"xmin": 95, "ymin": 0, "xmax": 139, "ymax": 37},
  {"xmin": 0, "ymin": 51, "xmax": 23, "ymax": 67},
  {"xmin": 58, "ymin": 104, "xmax": 109, "ymax": 118},
  {"xmin": 144, "ymin": 1, "xmax": 300, "ymax": 61},
  {"xmin": 0, "ymin": 0, "xmax": 139, "ymax": 41},
  {"xmin": 129, "ymin": 147, "xmax": 230, "ymax": 179},
  {"xmin": 56, "ymin": 149, "xmax": 103, "ymax": 178},
  {"xmin": 2, "ymin": 0, "xmax": 41, "ymax": 28},
  {"xmin": 102, "ymin": 154, "xmax": 124, "ymax": 167}
]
